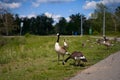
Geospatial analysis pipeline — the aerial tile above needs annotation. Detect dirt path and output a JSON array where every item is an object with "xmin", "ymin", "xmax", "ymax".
[{"xmin": 70, "ymin": 51, "xmax": 120, "ymax": 80}]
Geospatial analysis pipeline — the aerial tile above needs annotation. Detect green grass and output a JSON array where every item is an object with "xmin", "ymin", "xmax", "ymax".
[{"xmin": 0, "ymin": 35, "xmax": 120, "ymax": 80}]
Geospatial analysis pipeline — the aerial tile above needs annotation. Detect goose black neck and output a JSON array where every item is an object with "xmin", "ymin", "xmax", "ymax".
[
  {"xmin": 65, "ymin": 56, "xmax": 70, "ymax": 62},
  {"xmin": 103, "ymin": 36, "xmax": 107, "ymax": 41},
  {"xmin": 57, "ymin": 34, "xmax": 60, "ymax": 42}
]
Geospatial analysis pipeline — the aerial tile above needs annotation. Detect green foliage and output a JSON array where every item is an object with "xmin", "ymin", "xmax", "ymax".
[
  {"xmin": 115, "ymin": 6, "xmax": 120, "ymax": 18},
  {"xmin": 89, "ymin": 4, "xmax": 120, "ymax": 36},
  {"xmin": 0, "ymin": 36, "xmax": 120, "ymax": 80},
  {"xmin": 55, "ymin": 17, "xmax": 67, "ymax": 34},
  {"xmin": 93, "ymin": 30, "xmax": 100, "ymax": 35},
  {"xmin": 106, "ymin": 31, "xmax": 120, "ymax": 37},
  {"xmin": 0, "ymin": 13, "xmax": 17, "ymax": 35},
  {"xmin": 24, "ymin": 33, "xmax": 31, "ymax": 38}
]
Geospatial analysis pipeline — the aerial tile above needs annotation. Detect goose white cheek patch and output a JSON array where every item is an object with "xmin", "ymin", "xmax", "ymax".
[
  {"xmin": 64, "ymin": 42, "xmax": 67, "ymax": 46},
  {"xmin": 80, "ymin": 56, "xmax": 85, "ymax": 59},
  {"xmin": 74, "ymin": 56, "xmax": 85, "ymax": 60},
  {"xmin": 65, "ymin": 52, "xmax": 69, "ymax": 55}
]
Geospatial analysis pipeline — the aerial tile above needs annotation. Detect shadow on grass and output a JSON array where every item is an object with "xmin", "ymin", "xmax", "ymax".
[{"xmin": 69, "ymin": 63, "xmax": 86, "ymax": 67}]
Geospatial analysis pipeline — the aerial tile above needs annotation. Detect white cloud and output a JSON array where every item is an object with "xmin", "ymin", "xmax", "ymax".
[
  {"xmin": 20, "ymin": 14, "xmax": 37, "ymax": 18},
  {"xmin": 44, "ymin": 12, "xmax": 63, "ymax": 25},
  {"xmin": 44, "ymin": 12, "xmax": 61, "ymax": 22},
  {"xmin": 66, "ymin": 17, "xmax": 71, "ymax": 22},
  {"xmin": 5, "ymin": 2, "xmax": 21, "ymax": 9},
  {"xmin": 44, "ymin": 12, "xmax": 71, "ymax": 25},
  {"xmin": 44, "ymin": 12, "xmax": 53, "ymax": 18},
  {"xmin": 19, "ymin": 12, "xmax": 61, "ymax": 20},
  {"xmin": 83, "ymin": 1, "xmax": 98, "ymax": 10},
  {"xmin": 88, "ymin": 12, "xmax": 92, "ymax": 18},
  {"xmin": 27, "ymin": 14, "xmax": 37, "ymax": 18},
  {"xmin": 83, "ymin": 0, "xmax": 120, "ymax": 19},
  {"xmin": 83, "ymin": 0, "xmax": 120, "ymax": 10},
  {"xmin": 0, "ymin": 1, "xmax": 21, "ymax": 9},
  {"xmin": 32, "ymin": 0, "xmax": 75, "ymax": 7},
  {"xmin": 19, "ymin": 15, "xmax": 26, "ymax": 18}
]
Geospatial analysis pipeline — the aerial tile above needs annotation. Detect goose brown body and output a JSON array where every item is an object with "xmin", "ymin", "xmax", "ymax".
[
  {"xmin": 65, "ymin": 51, "xmax": 87, "ymax": 65},
  {"xmin": 97, "ymin": 36, "xmax": 112, "ymax": 49}
]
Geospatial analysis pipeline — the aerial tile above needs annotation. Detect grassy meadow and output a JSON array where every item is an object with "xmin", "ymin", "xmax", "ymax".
[{"xmin": 0, "ymin": 35, "xmax": 120, "ymax": 80}]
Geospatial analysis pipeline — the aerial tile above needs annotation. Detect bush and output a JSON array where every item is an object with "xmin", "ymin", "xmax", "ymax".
[
  {"xmin": 106, "ymin": 31, "xmax": 120, "ymax": 36},
  {"xmin": 24, "ymin": 33, "xmax": 31, "ymax": 38},
  {"xmin": 93, "ymin": 30, "xmax": 100, "ymax": 35}
]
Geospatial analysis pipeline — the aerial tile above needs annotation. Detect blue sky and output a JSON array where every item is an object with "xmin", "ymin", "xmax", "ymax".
[
  {"xmin": 12, "ymin": 0, "xmax": 93, "ymax": 19},
  {"xmin": 0, "ymin": 0, "xmax": 120, "ymax": 21}
]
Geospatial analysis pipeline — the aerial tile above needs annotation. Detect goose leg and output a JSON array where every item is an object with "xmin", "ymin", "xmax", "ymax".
[
  {"xmin": 75, "ymin": 60, "xmax": 77, "ymax": 66},
  {"xmin": 58, "ymin": 54, "xmax": 60, "ymax": 64},
  {"xmin": 62, "ymin": 55, "xmax": 65, "ymax": 65},
  {"xmin": 78, "ymin": 60, "xmax": 81, "ymax": 66}
]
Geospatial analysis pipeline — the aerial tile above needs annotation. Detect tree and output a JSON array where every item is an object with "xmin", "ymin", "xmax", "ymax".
[
  {"xmin": 3, "ymin": 13, "xmax": 16, "ymax": 35},
  {"xmin": 115, "ymin": 6, "xmax": 120, "ymax": 31},
  {"xmin": 0, "ymin": 14, "xmax": 4, "ymax": 35},
  {"xmin": 0, "ymin": 8, "xmax": 7, "ymax": 35},
  {"xmin": 55, "ymin": 17, "xmax": 67, "ymax": 34},
  {"xmin": 21, "ymin": 14, "xmax": 54, "ymax": 35},
  {"xmin": 0, "ymin": 7, "xmax": 17, "ymax": 35},
  {"xmin": 36, "ymin": 14, "xmax": 54, "ymax": 35},
  {"xmin": 115, "ymin": 6, "xmax": 120, "ymax": 18},
  {"xmin": 13, "ymin": 14, "xmax": 21, "ymax": 35},
  {"xmin": 89, "ymin": 3, "xmax": 116, "ymax": 35},
  {"xmin": 29, "ymin": 17, "xmax": 37, "ymax": 34},
  {"xmin": 67, "ymin": 13, "xmax": 86, "ymax": 35},
  {"xmin": 22, "ymin": 17, "xmax": 30, "ymax": 35}
]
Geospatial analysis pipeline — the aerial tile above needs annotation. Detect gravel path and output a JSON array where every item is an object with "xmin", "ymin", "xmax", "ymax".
[{"xmin": 70, "ymin": 51, "xmax": 120, "ymax": 80}]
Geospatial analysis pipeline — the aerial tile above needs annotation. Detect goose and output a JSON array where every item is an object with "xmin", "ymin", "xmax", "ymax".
[
  {"xmin": 64, "ymin": 51, "xmax": 87, "ymax": 66},
  {"xmin": 103, "ymin": 41, "xmax": 111, "ymax": 49},
  {"xmin": 55, "ymin": 33, "xmax": 69, "ymax": 65},
  {"xmin": 97, "ymin": 36, "xmax": 111, "ymax": 49},
  {"xmin": 63, "ymin": 39, "xmax": 68, "ymax": 49},
  {"xmin": 81, "ymin": 42, "xmax": 86, "ymax": 47},
  {"xmin": 103, "ymin": 36, "xmax": 109, "ymax": 42}
]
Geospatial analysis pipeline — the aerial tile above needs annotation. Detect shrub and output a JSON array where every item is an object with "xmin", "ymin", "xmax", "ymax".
[
  {"xmin": 93, "ymin": 30, "xmax": 100, "ymax": 35},
  {"xmin": 24, "ymin": 33, "xmax": 31, "ymax": 38}
]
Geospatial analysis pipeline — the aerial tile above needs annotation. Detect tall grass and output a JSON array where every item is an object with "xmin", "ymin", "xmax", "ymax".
[
  {"xmin": 0, "ymin": 35, "xmax": 120, "ymax": 80},
  {"xmin": 0, "ymin": 36, "xmax": 26, "ymax": 64}
]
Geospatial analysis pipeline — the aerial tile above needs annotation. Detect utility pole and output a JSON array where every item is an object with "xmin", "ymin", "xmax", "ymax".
[
  {"xmin": 103, "ymin": 7, "xmax": 105, "ymax": 37},
  {"xmin": 20, "ymin": 21, "xmax": 23, "ymax": 36}
]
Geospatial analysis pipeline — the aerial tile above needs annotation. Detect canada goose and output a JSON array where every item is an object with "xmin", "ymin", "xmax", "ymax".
[
  {"xmin": 63, "ymin": 39, "xmax": 68, "ymax": 48},
  {"xmin": 103, "ymin": 36, "xmax": 109, "ymax": 42},
  {"xmin": 81, "ymin": 42, "xmax": 86, "ymax": 47},
  {"xmin": 55, "ymin": 33, "xmax": 69, "ymax": 65},
  {"xmin": 65, "ymin": 51, "xmax": 87, "ymax": 66},
  {"xmin": 97, "ymin": 37, "xmax": 111, "ymax": 49}
]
